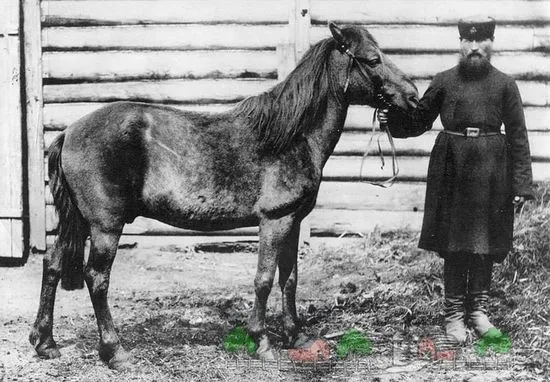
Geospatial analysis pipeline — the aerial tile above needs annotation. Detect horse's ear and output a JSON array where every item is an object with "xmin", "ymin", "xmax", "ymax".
[{"xmin": 329, "ymin": 22, "xmax": 349, "ymax": 52}]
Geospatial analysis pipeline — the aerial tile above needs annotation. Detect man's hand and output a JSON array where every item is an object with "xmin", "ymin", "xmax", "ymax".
[{"xmin": 377, "ymin": 108, "xmax": 389, "ymax": 125}]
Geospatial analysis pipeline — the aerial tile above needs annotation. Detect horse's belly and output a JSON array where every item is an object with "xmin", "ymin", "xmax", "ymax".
[
  {"xmin": 141, "ymin": 188, "xmax": 260, "ymax": 231},
  {"xmin": 148, "ymin": 209, "xmax": 259, "ymax": 231}
]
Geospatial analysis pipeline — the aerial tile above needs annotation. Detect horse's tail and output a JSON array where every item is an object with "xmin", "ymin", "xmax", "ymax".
[{"xmin": 48, "ymin": 133, "xmax": 88, "ymax": 291}]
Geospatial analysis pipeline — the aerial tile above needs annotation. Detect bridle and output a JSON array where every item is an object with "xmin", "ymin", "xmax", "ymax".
[{"xmin": 336, "ymin": 41, "xmax": 403, "ymax": 188}]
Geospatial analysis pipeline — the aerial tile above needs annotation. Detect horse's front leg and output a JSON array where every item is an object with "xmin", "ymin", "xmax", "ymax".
[
  {"xmin": 85, "ymin": 226, "xmax": 131, "ymax": 370},
  {"xmin": 248, "ymin": 214, "xmax": 298, "ymax": 358},
  {"xmin": 278, "ymin": 222, "xmax": 300, "ymax": 347}
]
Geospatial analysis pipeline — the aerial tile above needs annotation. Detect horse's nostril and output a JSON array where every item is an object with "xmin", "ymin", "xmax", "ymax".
[{"xmin": 408, "ymin": 95, "xmax": 419, "ymax": 107}]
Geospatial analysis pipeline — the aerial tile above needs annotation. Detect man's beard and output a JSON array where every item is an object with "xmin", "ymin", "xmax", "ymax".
[{"xmin": 458, "ymin": 52, "xmax": 492, "ymax": 79}]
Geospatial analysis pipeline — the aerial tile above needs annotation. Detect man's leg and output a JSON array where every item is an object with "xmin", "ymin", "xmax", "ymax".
[
  {"xmin": 467, "ymin": 255, "xmax": 500, "ymax": 336},
  {"xmin": 443, "ymin": 254, "xmax": 468, "ymax": 343}
]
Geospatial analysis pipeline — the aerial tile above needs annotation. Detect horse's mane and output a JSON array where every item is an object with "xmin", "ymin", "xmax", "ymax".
[{"xmin": 231, "ymin": 37, "xmax": 343, "ymax": 154}]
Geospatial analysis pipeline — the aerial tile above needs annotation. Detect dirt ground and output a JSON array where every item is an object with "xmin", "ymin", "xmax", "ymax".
[{"xmin": 0, "ymin": 235, "xmax": 547, "ymax": 382}]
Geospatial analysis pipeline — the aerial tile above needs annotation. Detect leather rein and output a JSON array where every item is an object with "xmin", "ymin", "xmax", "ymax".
[{"xmin": 338, "ymin": 44, "xmax": 402, "ymax": 188}]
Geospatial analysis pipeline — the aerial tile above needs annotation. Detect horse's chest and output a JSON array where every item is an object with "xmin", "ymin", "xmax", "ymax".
[{"xmin": 258, "ymin": 156, "xmax": 320, "ymax": 219}]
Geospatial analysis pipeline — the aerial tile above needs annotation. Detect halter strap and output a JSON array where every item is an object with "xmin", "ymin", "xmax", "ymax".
[
  {"xmin": 339, "ymin": 47, "xmax": 400, "ymax": 188},
  {"xmin": 359, "ymin": 109, "xmax": 400, "ymax": 188}
]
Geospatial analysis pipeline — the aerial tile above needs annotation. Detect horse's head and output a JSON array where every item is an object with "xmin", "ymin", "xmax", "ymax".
[{"xmin": 328, "ymin": 23, "xmax": 418, "ymax": 112}]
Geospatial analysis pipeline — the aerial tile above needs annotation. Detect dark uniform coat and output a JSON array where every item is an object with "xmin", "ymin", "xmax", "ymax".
[{"xmin": 386, "ymin": 64, "xmax": 534, "ymax": 262}]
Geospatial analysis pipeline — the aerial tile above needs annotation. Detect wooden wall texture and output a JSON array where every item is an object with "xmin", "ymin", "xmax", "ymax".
[
  {"xmin": 0, "ymin": 0, "xmax": 24, "ymax": 257},
  {"xmin": 38, "ymin": 0, "xmax": 550, "ymax": 240}
]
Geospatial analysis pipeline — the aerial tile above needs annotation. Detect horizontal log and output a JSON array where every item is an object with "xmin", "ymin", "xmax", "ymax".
[
  {"xmin": 317, "ymin": 181, "xmax": 426, "ymax": 211},
  {"xmin": 311, "ymin": 25, "xmax": 550, "ymax": 52},
  {"xmin": 324, "ymin": 156, "xmax": 426, "ymax": 181},
  {"xmin": 516, "ymin": 81, "xmax": 550, "ymax": 106},
  {"xmin": 42, "ymin": 1, "xmax": 550, "ymax": 27},
  {"xmin": 310, "ymin": 1, "xmax": 550, "ymax": 25},
  {"xmin": 535, "ymin": 29, "xmax": 550, "ymax": 51},
  {"xmin": 322, "ymin": 156, "xmax": 550, "ymax": 182},
  {"xmin": 42, "ymin": 24, "xmax": 550, "ymax": 52},
  {"xmin": 43, "ymin": 50, "xmax": 278, "ymax": 82},
  {"xmin": 44, "ymin": 103, "xmax": 550, "ymax": 133},
  {"xmin": 394, "ymin": 53, "xmax": 548, "ymax": 80},
  {"xmin": 43, "ymin": 51, "xmax": 550, "ymax": 82},
  {"xmin": 310, "ymin": 209, "xmax": 423, "ymax": 235},
  {"xmin": 43, "ymin": 79, "xmax": 277, "ymax": 104},
  {"xmin": 42, "ymin": 0, "xmax": 288, "ymax": 26},
  {"xmin": 46, "ymin": 207, "xmax": 423, "ymax": 235},
  {"xmin": 42, "ymin": 129, "xmax": 550, "ymax": 161},
  {"xmin": 43, "ymin": 79, "xmax": 549, "ymax": 106},
  {"xmin": 45, "ymin": 180, "xmax": 428, "ymax": 212},
  {"xmin": 43, "ymin": 25, "xmax": 286, "ymax": 51}
]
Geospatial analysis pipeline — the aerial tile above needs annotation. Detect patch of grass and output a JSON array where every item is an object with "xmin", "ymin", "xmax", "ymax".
[
  {"xmin": 492, "ymin": 182, "xmax": 550, "ymax": 370},
  {"xmin": 336, "ymin": 329, "xmax": 372, "ymax": 358},
  {"xmin": 475, "ymin": 328, "xmax": 513, "ymax": 356},
  {"xmin": 222, "ymin": 326, "xmax": 256, "ymax": 355},
  {"xmin": 502, "ymin": 182, "xmax": 550, "ymax": 277}
]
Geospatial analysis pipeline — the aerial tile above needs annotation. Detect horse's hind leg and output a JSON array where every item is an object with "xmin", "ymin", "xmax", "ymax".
[
  {"xmin": 85, "ymin": 226, "xmax": 131, "ymax": 370},
  {"xmin": 248, "ymin": 215, "xmax": 299, "ymax": 358},
  {"xmin": 29, "ymin": 245, "xmax": 64, "ymax": 358},
  {"xmin": 277, "ymin": 222, "xmax": 300, "ymax": 347}
]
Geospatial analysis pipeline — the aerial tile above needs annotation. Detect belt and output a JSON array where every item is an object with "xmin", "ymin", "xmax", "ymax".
[{"xmin": 443, "ymin": 127, "xmax": 500, "ymax": 138}]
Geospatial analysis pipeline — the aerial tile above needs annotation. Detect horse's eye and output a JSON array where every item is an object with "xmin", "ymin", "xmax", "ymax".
[
  {"xmin": 367, "ymin": 58, "xmax": 381, "ymax": 68},
  {"xmin": 358, "ymin": 57, "xmax": 381, "ymax": 68}
]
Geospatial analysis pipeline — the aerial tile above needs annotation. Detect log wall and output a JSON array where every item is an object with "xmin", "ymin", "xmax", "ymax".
[{"xmin": 39, "ymin": 0, "xmax": 550, "ymax": 238}]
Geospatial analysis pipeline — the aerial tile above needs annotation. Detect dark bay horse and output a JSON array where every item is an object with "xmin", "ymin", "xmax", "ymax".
[{"xmin": 30, "ymin": 23, "xmax": 418, "ymax": 369}]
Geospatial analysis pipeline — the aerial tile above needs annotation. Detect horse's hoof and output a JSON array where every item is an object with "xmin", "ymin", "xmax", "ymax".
[
  {"xmin": 107, "ymin": 349, "xmax": 133, "ymax": 371},
  {"xmin": 293, "ymin": 333, "xmax": 311, "ymax": 348},
  {"xmin": 30, "ymin": 330, "xmax": 61, "ymax": 359},
  {"xmin": 35, "ymin": 341, "xmax": 61, "ymax": 359},
  {"xmin": 282, "ymin": 328, "xmax": 299, "ymax": 348},
  {"xmin": 256, "ymin": 335, "xmax": 277, "ymax": 360},
  {"xmin": 257, "ymin": 347, "xmax": 277, "ymax": 361},
  {"xmin": 37, "ymin": 346, "xmax": 62, "ymax": 359}
]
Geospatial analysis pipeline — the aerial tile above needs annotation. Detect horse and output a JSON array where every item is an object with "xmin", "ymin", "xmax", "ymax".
[{"xmin": 30, "ymin": 23, "xmax": 418, "ymax": 369}]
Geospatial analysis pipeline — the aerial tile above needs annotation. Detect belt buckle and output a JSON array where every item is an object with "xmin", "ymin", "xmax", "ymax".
[{"xmin": 465, "ymin": 127, "xmax": 480, "ymax": 137}]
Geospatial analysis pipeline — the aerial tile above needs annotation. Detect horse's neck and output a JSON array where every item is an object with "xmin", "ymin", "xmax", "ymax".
[{"xmin": 306, "ymin": 96, "xmax": 348, "ymax": 170}]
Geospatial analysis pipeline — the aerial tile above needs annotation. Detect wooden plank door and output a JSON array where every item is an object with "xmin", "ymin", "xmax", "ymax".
[{"xmin": 0, "ymin": 0, "xmax": 24, "ymax": 258}]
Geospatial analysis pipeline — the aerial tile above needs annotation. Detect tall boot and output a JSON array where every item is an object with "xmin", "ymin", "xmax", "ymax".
[
  {"xmin": 443, "ymin": 256, "xmax": 468, "ymax": 344},
  {"xmin": 467, "ymin": 256, "xmax": 500, "ymax": 337}
]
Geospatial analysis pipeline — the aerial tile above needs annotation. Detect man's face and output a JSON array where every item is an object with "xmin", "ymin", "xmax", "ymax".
[{"xmin": 459, "ymin": 37, "xmax": 493, "ymax": 66}]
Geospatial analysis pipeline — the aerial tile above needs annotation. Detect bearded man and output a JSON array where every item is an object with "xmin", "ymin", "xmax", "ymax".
[{"xmin": 379, "ymin": 17, "xmax": 534, "ymax": 343}]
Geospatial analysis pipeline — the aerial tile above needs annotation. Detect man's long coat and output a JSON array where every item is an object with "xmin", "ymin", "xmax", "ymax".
[{"xmin": 387, "ymin": 65, "xmax": 533, "ymax": 261}]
